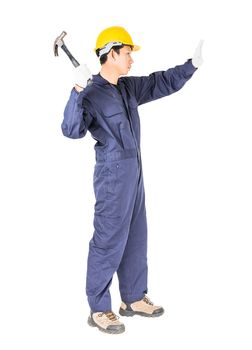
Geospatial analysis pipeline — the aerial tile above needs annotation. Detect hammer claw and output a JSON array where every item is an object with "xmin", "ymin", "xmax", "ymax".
[
  {"xmin": 54, "ymin": 44, "xmax": 58, "ymax": 56},
  {"xmin": 53, "ymin": 31, "xmax": 67, "ymax": 57}
]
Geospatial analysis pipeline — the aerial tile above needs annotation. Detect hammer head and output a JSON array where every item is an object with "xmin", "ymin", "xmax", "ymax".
[{"xmin": 54, "ymin": 31, "xmax": 67, "ymax": 56}]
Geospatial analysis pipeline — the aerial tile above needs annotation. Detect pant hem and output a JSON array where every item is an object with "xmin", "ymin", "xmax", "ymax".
[{"xmin": 120, "ymin": 292, "xmax": 145, "ymax": 304}]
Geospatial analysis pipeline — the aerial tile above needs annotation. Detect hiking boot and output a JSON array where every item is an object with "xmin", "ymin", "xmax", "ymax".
[
  {"xmin": 119, "ymin": 295, "xmax": 164, "ymax": 317},
  {"xmin": 87, "ymin": 311, "xmax": 125, "ymax": 334}
]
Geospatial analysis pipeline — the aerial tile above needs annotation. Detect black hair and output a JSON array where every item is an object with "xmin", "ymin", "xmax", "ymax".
[{"xmin": 96, "ymin": 44, "xmax": 132, "ymax": 65}]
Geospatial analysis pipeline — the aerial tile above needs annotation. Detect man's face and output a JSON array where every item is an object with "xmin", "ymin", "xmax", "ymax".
[{"xmin": 113, "ymin": 46, "xmax": 134, "ymax": 75}]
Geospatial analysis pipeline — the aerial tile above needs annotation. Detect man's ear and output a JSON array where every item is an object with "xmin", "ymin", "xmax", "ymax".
[{"xmin": 110, "ymin": 49, "xmax": 117, "ymax": 61}]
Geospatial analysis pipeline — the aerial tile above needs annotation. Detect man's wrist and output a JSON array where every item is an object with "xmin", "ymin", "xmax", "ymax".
[{"xmin": 74, "ymin": 84, "xmax": 84, "ymax": 92}]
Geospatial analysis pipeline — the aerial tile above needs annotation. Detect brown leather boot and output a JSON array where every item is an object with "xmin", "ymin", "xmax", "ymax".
[
  {"xmin": 88, "ymin": 311, "xmax": 125, "ymax": 334},
  {"xmin": 119, "ymin": 295, "xmax": 164, "ymax": 317}
]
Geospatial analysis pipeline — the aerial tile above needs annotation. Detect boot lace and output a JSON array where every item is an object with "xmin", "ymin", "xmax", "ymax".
[
  {"xmin": 98, "ymin": 311, "xmax": 119, "ymax": 321},
  {"xmin": 143, "ymin": 295, "xmax": 154, "ymax": 305}
]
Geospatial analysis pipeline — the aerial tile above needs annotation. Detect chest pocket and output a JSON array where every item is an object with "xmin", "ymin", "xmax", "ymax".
[{"xmin": 102, "ymin": 104, "xmax": 124, "ymax": 118}]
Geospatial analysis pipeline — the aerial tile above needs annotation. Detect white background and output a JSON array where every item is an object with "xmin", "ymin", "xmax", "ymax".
[{"xmin": 0, "ymin": 0, "xmax": 251, "ymax": 349}]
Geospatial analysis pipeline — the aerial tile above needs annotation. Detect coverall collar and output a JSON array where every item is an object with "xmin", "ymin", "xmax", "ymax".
[{"xmin": 93, "ymin": 73, "xmax": 124, "ymax": 87}]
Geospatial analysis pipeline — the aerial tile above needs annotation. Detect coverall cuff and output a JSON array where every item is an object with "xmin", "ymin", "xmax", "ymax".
[
  {"xmin": 186, "ymin": 58, "xmax": 198, "ymax": 73},
  {"xmin": 71, "ymin": 87, "xmax": 88, "ymax": 110},
  {"xmin": 120, "ymin": 292, "xmax": 146, "ymax": 304},
  {"xmin": 70, "ymin": 87, "xmax": 80, "ymax": 99}
]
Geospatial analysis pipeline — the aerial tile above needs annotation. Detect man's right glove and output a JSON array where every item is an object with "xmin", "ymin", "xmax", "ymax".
[
  {"xmin": 192, "ymin": 40, "xmax": 204, "ymax": 68},
  {"xmin": 74, "ymin": 64, "xmax": 92, "ymax": 89}
]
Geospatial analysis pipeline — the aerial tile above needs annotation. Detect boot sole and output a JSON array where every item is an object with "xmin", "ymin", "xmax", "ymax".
[
  {"xmin": 119, "ymin": 308, "xmax": 164, "ymax": 318},
  {"xmin": 87, "ymin": 316, "xmax": 125, "ymax": 334}
]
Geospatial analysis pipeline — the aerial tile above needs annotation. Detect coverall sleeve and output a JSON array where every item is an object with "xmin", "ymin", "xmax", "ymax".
[
  {"xmin": 127, "ymin": 59, "xmax": 197, "ymax": 106},
  {"xmin": 61, "ymin": 89, "xmax": 93, "ymax": 139}
]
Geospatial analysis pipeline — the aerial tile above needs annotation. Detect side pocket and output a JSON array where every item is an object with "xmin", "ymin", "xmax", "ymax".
[
  {"xmin": 102, "ymin": 164, "xmax": 119, "ymax": 199},
  {"xmin": 93, "ymin": 163, "xmax": 120, "ymax": 218}
]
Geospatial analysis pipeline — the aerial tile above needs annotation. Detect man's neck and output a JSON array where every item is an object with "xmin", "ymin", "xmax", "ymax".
[{"xmin": 100, "ymin": 66, "xmax": 119, "ymax": 85}]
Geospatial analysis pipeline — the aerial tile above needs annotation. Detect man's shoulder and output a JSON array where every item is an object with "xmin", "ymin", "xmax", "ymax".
[
  {"xmin": 119, "ymin": 76, "xmax": 135, "ymax": 84},
  {"xmin": 78, "ymin": 80, "xmax": 114, "ymax": 114}
]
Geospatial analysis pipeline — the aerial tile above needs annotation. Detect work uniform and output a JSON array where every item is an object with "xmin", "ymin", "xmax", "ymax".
[{"xmin": 62, "ymin": 59, "xmax": 197, "ymax": 312}]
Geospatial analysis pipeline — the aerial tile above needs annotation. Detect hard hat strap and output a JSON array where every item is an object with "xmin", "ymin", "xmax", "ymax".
[{"xmin": 98, "ymin": 41, "xmax": 123, "ymax": 57}]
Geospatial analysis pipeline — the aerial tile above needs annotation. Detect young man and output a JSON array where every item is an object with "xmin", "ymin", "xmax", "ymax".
[{"xmin": 62, "ymin": 26, "xmax": 203, "ymax": 334}]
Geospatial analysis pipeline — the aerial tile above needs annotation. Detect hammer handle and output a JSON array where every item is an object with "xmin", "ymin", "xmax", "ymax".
[{"xmin": 61, "ymin": 44, "xmax": 80, "ymax": 68}]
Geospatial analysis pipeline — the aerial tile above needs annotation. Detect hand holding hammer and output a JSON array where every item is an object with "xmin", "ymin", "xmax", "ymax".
[{"xmin": 54, "ymin": 31, "xmax": 92, "ymax": 90}]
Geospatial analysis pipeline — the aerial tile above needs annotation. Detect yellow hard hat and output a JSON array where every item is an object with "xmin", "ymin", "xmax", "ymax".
[{"xmin": 95, "ymin": 26, "xmax": 140, "ymax": 56}]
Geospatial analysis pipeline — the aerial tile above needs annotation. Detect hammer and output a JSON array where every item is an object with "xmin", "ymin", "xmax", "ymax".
[{"xmin": 54, "ymin": 31, "xmax": 80, "ymax": 67}]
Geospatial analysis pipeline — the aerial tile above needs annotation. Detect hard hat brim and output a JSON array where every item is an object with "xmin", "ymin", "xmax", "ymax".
[{"xmin": 132, "ymin": 45, "xmax": 140, "ymax": 51}]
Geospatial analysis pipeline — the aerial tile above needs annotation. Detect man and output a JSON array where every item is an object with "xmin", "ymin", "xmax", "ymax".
[{"xmin": 62, "ymin": 26, "xmax": 203, "ymax": 334}]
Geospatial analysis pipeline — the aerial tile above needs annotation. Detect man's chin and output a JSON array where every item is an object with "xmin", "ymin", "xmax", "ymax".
[{"xmin": 120, "ymin": 69, "xmax": 131, "ymax": 77}]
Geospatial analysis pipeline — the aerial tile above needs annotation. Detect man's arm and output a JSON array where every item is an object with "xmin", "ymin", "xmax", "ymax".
[
  {"xmin": 61, "ymin": 63, "xmax": 93, "ymax": 139},
  {"xmin": 124, "ymin": 41, "xmax": 203, "ymax": 105},
  {"xmin": 61, "ymin": 89, "xmax": 92, "ymax": 139},
  {"xmin": 125, "ymin": 59, "xmax": 197, "ymax": 106}
]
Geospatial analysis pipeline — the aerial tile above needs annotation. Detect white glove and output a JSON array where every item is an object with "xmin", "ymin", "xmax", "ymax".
[
  {"xmin": 192, "ymin": 40, "xmax": 204, "ymax": 68},
  {"xmin": 74, "ymin": 64, "xmax": 92, "ymax": 88}
]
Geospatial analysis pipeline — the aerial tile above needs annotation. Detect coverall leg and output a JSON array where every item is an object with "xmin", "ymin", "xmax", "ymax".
[
  {"xmin": 86, "ymin": 155, "xmax": 146, "ymax": 312},
  {"xmin": 117, "ymin": 171, "xmax": 148, "ymax": 303}
]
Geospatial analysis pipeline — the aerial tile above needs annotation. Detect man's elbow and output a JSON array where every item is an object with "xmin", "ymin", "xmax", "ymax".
[{"xmin": 61, "ymin": 123, "xmax": 85, "ymax": 139}]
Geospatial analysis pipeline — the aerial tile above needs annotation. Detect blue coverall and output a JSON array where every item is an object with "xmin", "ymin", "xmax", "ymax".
[{"xmin": 62, "ymin": 60, "xmax": 197, "ymax": 312}]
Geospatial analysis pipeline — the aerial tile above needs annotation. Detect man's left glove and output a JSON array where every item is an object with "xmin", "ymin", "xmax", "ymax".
[
  {"xmin": 192, "ymin": 40, "xmax": 204, "ymax": 68},
  {"xmin": 74, "ymin": 64, "xmax": 92, "ymax": 88}
]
